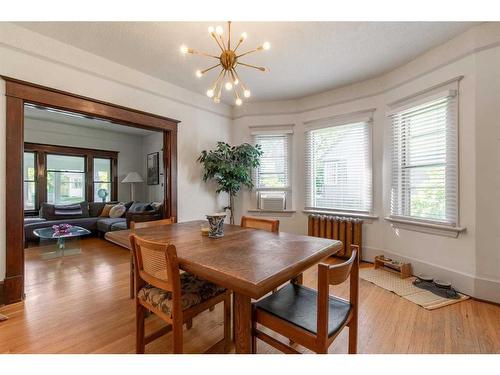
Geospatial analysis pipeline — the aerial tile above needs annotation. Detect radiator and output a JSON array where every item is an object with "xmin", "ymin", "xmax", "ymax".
[{"xmin": 308, "ymin": 214, "xmax": 362, "ymax": 259}]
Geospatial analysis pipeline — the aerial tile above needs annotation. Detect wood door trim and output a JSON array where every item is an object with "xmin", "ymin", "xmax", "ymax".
[
  {"xmin": 3, "ymin": 77, "xmax": 179, "ymax": 304},
  {"xmin": 3, "ymin": 77, "xmax": 179, "ymax": 131}
]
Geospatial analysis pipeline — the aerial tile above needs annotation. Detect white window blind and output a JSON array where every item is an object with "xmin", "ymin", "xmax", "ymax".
[
  {"xmin": 305, "ymin": 121, "xmax": 372, "ymax": 212},
  {"xmin": 253, "ymin": 134, "xmax": 290, "ymax": 189},
  {"xmin": 389, "ymin": 91, "xmax": 458, "ymax": 225}
]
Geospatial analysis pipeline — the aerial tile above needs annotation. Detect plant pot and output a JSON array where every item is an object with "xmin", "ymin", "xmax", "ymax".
[{"xmin": 206, "ymin": 213, "xmax": 226, "ymax": 238}]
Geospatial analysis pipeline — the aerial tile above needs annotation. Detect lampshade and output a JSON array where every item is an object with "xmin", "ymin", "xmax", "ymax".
[{"xmin": 121, "ymin": 172, "xmax": 144, "ymax": 183}]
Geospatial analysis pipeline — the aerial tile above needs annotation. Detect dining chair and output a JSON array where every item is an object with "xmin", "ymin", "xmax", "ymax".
[
  {"xmin": 251, "ymin": 245, "xmax": 359, "ymax": 354},
  {"xmin": 240, "ymin": 216, "xmax": 280, "ymax": 233},
  {"xmin": 130, "ymin": 234, "xmax": 231, "ymax": 354},
  {"xmin": 129, "ymin": 218, "xmax": 175, "ymax": 299}
]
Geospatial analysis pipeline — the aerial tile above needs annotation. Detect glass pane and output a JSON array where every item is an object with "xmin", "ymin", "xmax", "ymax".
[
  {"xmin": 24, "ymin": 181, "xmax": 36, "ymax": 210},
  {"xmin": 47, "ymin": 171, "xmax": 85, "ymax": 204},
  {"xmin": 93, "ymin": 158, "xmax": 111, "ymax": 182},
  {"xmin": 24, "ymin": 152, "xmax": 36, "ymax": 181},
  {"xmin": 94, "ymin": 182, "xmax": 112, "ymax": 202},
  {"xmin": 407, "ymin": 165, "xmax": 446, "ymax": 221},
  {"xmin": 47, "ymin": 154, "xmax": 85, "ymax": 172}
]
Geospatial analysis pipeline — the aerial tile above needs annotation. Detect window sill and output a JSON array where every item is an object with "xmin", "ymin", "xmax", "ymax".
[
  {"xmin": 247, "ymin": 209, "xmax": 296, "ymax": 215},
  {"xmin": 302, "ymin": 209, "xmax": 378, "ymax": 221},
  {"xmin": 384, "ymin": 216, "xmax": 466, "ymax": 238}
]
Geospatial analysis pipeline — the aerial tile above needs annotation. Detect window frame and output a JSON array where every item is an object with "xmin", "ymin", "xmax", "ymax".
[
  {"xmin": 305, "ymin": 117, "xmax": 373, "ymax": 215},
  {"xmin": 92, "ymin": 157, "xmax": 113, "ymax": 203},
  {"xmin": 24, "ymin": 143, "xmax": 118, "ymax": 213},
  {"xmin": 386, "ymin": 82, "xmax": 463, "ymax": 235},
  {"xmin": 23, "ymin": 151, "xmax": 38, "ymax": 214},
  {"xmin": 251, "ymin": 127, "xmax": 293, "ymax": 212}
]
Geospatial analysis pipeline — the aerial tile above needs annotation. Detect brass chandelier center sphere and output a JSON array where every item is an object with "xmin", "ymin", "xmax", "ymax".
[{"xmin": 220, "ymin": 50, "xmax": 237, "ymax": 70}]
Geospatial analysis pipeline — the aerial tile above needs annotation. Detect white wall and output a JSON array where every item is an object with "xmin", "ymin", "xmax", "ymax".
[
  {"xmin": 0, "ymin": 23, "xmax": 232, "ymax": 281},
  {"xmin": 232, "ymin": 23, "xmax": 500, "ymax": 302},
  {"xmin": 142, "ymin": 132, "xmax": 164, "ymax": 202},
  {"xmin": 24, "ymin": 117, "xmax": 147, "ymax": 202}
]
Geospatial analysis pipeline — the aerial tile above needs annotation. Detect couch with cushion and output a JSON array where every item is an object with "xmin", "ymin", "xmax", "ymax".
[{"xmin": 24, "ymin": 201, "xmax": 163, "ymax": 242}]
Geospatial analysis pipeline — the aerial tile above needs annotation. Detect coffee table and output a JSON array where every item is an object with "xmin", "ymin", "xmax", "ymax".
[{"xmin": 33, "ymin": 226, "xmax": 91, "ymax": 259}]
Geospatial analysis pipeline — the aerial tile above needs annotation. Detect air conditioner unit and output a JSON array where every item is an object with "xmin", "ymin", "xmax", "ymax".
[{"xmin": 258, "ymin": 191, "xmax": 286, "ymax": 211}]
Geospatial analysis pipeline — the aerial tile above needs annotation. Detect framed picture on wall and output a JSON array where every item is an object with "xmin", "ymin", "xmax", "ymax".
[{"xmin": 147, "ymin": 152, "xmax": 160, "ymax": 185}]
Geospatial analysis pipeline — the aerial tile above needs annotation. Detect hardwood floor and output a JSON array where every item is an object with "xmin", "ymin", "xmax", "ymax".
[{"xmin": 0, "ymin": 237, "xmax": 498, "ymax": 354}]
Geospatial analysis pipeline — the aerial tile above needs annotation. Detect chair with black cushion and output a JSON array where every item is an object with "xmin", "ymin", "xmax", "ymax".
[
  {"xmin": 252, "ymin": 245, "xmax": 359, "ymax": 354},
  {"xmin": 130, "ymin": 234, "xmax": 231, "ymax": 354}
]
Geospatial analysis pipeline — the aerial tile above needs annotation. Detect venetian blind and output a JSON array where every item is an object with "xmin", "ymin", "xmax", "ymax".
[
  {"xmin": 389, "ymin": 91, "xmax": 458, "ymax": 225},
  {"xmin": 305, "ymin": 121, "xmax": 372, "ymax": 212},
  {"xmin": 253, "ymin": 134, "xmax": 290, "ymax": 189}
]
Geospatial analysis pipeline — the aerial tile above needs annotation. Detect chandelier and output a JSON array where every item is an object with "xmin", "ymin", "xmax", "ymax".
[{"xmin": 180, "ymin": 21, "xmax": 270, "ymax": 105}]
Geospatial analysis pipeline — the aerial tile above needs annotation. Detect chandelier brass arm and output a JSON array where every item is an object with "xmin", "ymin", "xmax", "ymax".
[{"xmin": 180, "ymin": 21, "xmax": 270, "ymax": 106}]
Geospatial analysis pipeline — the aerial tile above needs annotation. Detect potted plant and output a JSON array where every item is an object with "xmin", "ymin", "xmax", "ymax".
[{"xmin": 198, "ymin": 141, "xmax": 262, "ymax": 224}]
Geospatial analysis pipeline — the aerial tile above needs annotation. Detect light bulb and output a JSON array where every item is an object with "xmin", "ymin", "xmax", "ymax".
[
  {"xmin": 240, "ymin": 32, "xmax": 248, "ymax": 40},
  {"xmin": 263, "ymin": 41, "xmax": 271, "ymax": 50},
  {"xmin": 235, "ymin": 98, "xmax": 243, "ymax": 106},
  {"xmin": 208, "ymin": 26, "xmax": 215, "ymax": 34},
  {"xmin": 225, "ymin": 82, "xmax": 233, "ymax": 91},
  {"xmin": 206, "ymin": 89, "xmax": 214, "ymax": 98},
  {"xmin": 213, "ymin": 97, "xmax": 220, "ymax": 104},
  {"xmin": 234, "ymin": 78, "xmax": 239, "ymax": 85},
  {"xmin": 243, "ymin": 89, "xmax": 251, "ymax": 98},
  {"xmin": 195, "ymin": 70, "xmax": 202, "ymax": 78},
  {"xmin": 216, "ymin": 25, "xmax": 224, "ymax": 35},
  {"xmin": 180, "ymin": 45, "xmax": 188, "ymax": 54}
]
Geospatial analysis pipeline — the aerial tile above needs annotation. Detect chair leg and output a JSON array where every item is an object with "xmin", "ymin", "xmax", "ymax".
[
  {"xmin": 186, "ymin": 319, "xmax": 193, "ymax": 330},
  {"xmin": 129, "ymin": 255, "xmax": 135, "ymax": 299},
  {"xmin": 223, "ymin": 294, "xmax": 232, "ymax": 353},
  {"xmin": 136, "ymin": 303, "xmax": 146, "ymax": 354},
  {"xmin": 348, "ymin": 319, "xmax": 358, "ymax": 354},
  {"xmin": 172, "ymin": 320, "xmax": 183, "ymax": 354},
  {"xmin": 251, "ymin": 314, "xmax": 257, "ymax": 354}
]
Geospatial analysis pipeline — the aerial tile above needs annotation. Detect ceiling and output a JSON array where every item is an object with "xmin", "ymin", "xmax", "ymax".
[
  {"xmin": 24, "ymin": 105, "xmax": 156, "ymax": 136},
  {"xmin": 17, "ymin": 22, "xmax": 479, "ymax": 103}
]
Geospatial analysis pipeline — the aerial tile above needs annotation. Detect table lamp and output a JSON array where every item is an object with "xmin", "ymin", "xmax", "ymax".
[{"xmin": 121, "ymin": 171, "xmax": 143, "ymax": 201}]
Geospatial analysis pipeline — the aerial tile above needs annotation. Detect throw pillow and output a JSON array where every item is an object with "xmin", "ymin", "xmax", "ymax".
[
  {"xmin": 100, "ymin": 204, "xmax": 116, "ymax": 217},
  {"xmin": 109, "ymin": 204, "xmax": 127, "ymax": 218}
]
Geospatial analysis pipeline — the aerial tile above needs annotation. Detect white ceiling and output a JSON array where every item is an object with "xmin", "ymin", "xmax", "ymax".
[
  {"xmin": 24, "ymin": 105, "xmax": 156, "ymax": 136},
  {"xmin": 17, "ymin": 22, "xmax": 479, "ymax": 103}
]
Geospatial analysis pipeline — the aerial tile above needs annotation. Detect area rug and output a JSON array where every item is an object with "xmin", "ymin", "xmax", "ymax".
[{"xmin": 360, "ymin": 267, "xmax": 469, "ymax": 310}]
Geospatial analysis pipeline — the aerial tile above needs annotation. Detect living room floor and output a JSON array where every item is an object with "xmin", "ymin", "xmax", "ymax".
[{"xmin": 0, "ymin": 237, "xmax": 498, "ymax": 354}]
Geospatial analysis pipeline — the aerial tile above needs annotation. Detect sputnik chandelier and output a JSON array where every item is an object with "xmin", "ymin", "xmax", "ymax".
[{"xmin": 180, "ymin": 21, "xmax": 270, "ymax": 105}]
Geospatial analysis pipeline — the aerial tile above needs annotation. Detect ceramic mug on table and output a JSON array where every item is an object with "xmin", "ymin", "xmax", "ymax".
[{"xmin": 205, "ymin": 213, "xmax": 226, "ymax": 238}]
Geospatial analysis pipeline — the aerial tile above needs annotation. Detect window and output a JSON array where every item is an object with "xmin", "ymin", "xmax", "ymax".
[
  {"xmin": 389, "ymin": 91, "xmax": 458, "ymax": 225},
  {"xmin": 24, "ymin": 152, "xmax": 37, "ymax": 210},
  {"xmin": 305, "ymin": 121, "xmax": 372, "ymax": 213},
  {"xmin": 93, "ymin": 158, "xmax": 112, "ymax": 202},
  {"xmin": 47, "ymin": 154, "xmax": 86, "ymax": 205},
  {"xmin": 254, "ymin": 134, "xmax": 290, "ymax": 189}
]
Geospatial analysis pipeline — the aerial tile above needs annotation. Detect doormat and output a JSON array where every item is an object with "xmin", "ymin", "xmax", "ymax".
[{"xmin": 360, "ymin": 267, "xmax": 469, "ymax": 310}]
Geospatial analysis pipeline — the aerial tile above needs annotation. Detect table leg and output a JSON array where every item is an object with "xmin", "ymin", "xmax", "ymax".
[{"xmin": 233, "ymin": 292, "xmax": 252, "ymax": 354}]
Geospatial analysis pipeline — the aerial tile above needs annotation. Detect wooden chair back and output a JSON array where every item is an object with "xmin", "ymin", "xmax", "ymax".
[
  {"xmin": 131, "ymin": 217, "xmax": 176, "ymax": 230},
  {"xmin": 129, "ymin": 234, "xmax": 180, "ymax": 293},
  {"xmin": 240, "ymin": 216, "xmax": 280, "ymax": 233},
  {"xmin": 316, "ymin": 245, "xmax": 359, "ymax": 341}
]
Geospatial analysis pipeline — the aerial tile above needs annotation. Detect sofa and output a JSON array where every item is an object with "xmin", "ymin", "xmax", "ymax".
[{"xmin": 24, "ymin": 201, "xmax": 163, "ymax": 242}]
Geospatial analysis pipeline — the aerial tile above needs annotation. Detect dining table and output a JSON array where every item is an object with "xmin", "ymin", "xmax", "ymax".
[{"xmin": 104, "ymin": 220, "xmax": 342, "ymax": 354}]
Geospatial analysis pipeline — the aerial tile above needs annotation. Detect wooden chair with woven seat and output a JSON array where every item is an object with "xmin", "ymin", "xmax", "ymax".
[
  {"xmin": 128, "ymin": 218, "xmax": 175, "ymax": 299},
  {"xmin": 252, "ymin": 245, "xmax": 359, "ymax": 354},
  {"xmin": 130, "ymin": 234, "xmax": 231, "ymax": 354}
]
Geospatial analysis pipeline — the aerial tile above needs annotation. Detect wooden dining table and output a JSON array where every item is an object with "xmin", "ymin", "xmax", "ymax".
[{"xmin": 105, "ymin": 220, "xmax": 342, "ymax": 354}]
